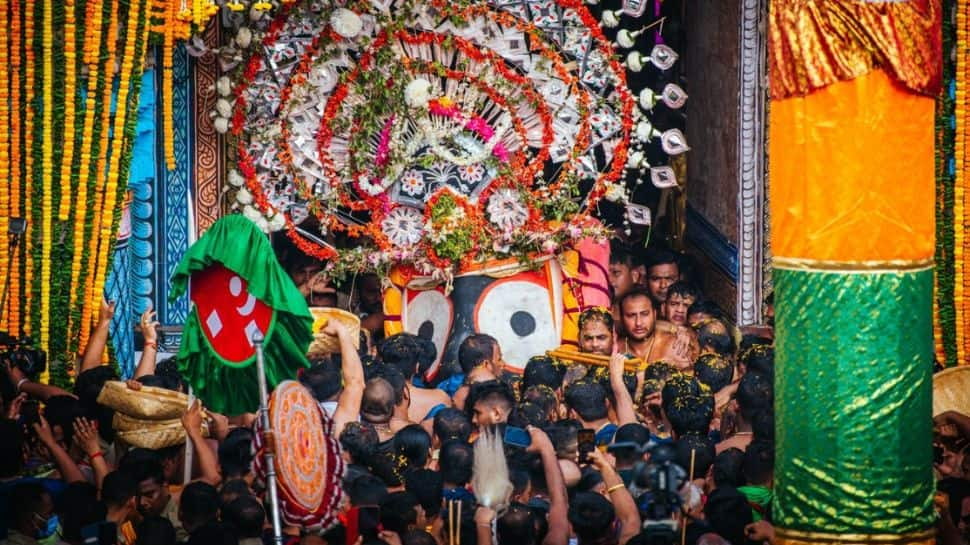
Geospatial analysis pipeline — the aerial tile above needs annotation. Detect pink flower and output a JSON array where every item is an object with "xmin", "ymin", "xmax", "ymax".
[
  {"xmin": 541, "ymin": 239, "xmax": 559, "ymax": 254},
  {"xmin": 374, "ymin": 117, "xmax": 395, "ymax": 167}
]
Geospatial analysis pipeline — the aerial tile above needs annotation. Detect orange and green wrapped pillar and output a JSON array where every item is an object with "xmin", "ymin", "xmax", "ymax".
[{"xmin": 768, "ymin": 1, "xmax": 940, "ymax": 543}]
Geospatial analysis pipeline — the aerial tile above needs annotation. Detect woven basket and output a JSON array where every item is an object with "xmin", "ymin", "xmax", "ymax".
[
  {"xmin": 97, "ymin": 381, "xmax": 190, "ymax": 421},
  {"xmin": 307, "ymin": 307, "xmax": 360, "ymax": 356},
  {"xmin": 114, "ymin": 416, "xmax": 210, "ymax": 449},
  {"xmin": 933, "ymin": 366, "xmax": 970, "ymax": 417}
]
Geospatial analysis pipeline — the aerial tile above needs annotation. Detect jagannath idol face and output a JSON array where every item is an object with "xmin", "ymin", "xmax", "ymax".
[{"xmin": 390, "ymin": 267, "xmax": 564, "ymax": 373}]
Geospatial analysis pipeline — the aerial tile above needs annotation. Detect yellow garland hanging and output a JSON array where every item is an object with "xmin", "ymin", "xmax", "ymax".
[
  {"xmin": 78, "ymin": 0, "xmax": 121, "ymax": 352},
  {"xmin": 163, "ymin": 0, "xmax": 176, "ymax": 170},
  {"xmin": 0, "ymin": 0, "xmax": 10, "ymax": 334},
  {"xmin": 22, "ymin": 0, "xmax": 34, "ymax": 337},
  {"xmin": 8, "ymin": 0, "xmax": 22, "ymax": 335},
  {"xmin": 39, "ymin": 0, "xmax": 54, "ymax": 378},
  {"xmin": 934, "ymin": 274, "xmax": 945, "ymax": 365},
  {"xmin": 67, "ymin": 0, "xmax": 108, "ymax": 348},
  {"xmin": 57, "ymin": 0, "xmax": 78, "ymax": 222},
  {"xmin": 89, "ymin": 0, "xmax": 151, "ymax": 337},
  {"xmin": 957, "ymin": 0, "xmax": 966, "ymax": 365}
]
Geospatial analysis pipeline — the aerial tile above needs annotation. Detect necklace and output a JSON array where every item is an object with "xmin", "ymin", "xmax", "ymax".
[{"xmin": 625, "ymin": 334, "xmax": 657, "ymax": 362}]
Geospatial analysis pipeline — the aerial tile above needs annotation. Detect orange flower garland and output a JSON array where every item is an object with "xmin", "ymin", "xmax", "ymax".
[
  {"xmin": 56, "ymin": 0, "xmax": 78, "ymax": 223},
  {"xmin": 88, "ymin": 0, "xmax": 151, "ymax": 335},
  {"xmin": 163, "ymin": 0, "xmax": 176, "ymax": 170},
  {"xmin": 22, "ymin": 0, "xmax": 34, "ymax": 337},
  {"xmin": 78, "ymin": 0, "xmax": 121, "ymax": 352},
  {"xmin": 957, "ymin": 0, "xmax": 966, "ymax": 364},
  {"xmin": 70, "ymin": 0, "xmax": 111, "ymax": 351},
  {"xmin": 7, "ymin": 0, "xmax": 22, "ymax": 334},
  {"xmin": 0, "ymin": 1, "xmax": 10, "ymax": 334}
]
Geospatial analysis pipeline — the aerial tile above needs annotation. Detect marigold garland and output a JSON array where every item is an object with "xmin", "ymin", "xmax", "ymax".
[
  {"xmin": 78, "ymin": 0, "xmax": 121, "ymax": 353},
  {"xmin": 6, "ymin": 0, "xmax": 22, "ymax": 335},
  {"xmin": 0, "ymin": 1, "xmax": 10, "ymax": 334},
  {"xmin": 162, "ymin": 0, "xmax": 176, "ymax": 170},
  {"xmin": 39, "ymin": 0, "xmax": 54, "ymax": 364},
  {"xmin": 21, "ymin": 0, "xmax": 34, "ymax": 338},
  {"xmin": 88, "ymin": 0, "xmax": 151, "ymax": 336},
  {"xmin": 56, "ymin": 0, "xmax": 78, "ymax": 223},
  {"xmin": 953, "ymin": 1, "xmax": 970, "ymax": 364},
  {"xmin": 70, "ymin": 0, "xmax": 113, "ymax": 353}
]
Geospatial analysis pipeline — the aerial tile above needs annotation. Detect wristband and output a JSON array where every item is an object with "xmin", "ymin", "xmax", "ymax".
[
  {"xmin": 89, "ymin": 451, "xmax": 104, "ymax": 461},
  {"xmin": 607, "ymin": 483, "xmax": 626, "ymax": 494},
  {"xmin": 15, "ymin": 378, "xmax": 28, "ymax": 392},
  {"xmin": 144, "ymin": 341, "xmax": 158, "ymax": 351}
]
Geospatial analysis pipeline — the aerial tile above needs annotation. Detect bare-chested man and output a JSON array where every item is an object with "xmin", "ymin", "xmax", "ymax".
[{"xmin": 617, "ymin": 289, "xmax": 691, "ymax": 370}]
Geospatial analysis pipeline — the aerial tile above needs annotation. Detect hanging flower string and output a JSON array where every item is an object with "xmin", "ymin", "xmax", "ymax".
[
  {"xmin": 79, "ymin": 0, "xmax": 122, "ymax": 351},
  {"xmin": 22, "ymin": 0, "xmax": 34, "ymax": 337},
  {"xmin": 6, "ymin": 0, "xmax": 22, "ymax": 333},
  {"xmin": 56, "ymin": 0, "xmax": 78, "ymax": 223},
  {"xmin": 88, "ymin": 0, "xmax": 151, "ymax": 335},
  {"xmin": 0, "ymin": 0, "xmax": 9, "ymax": 334},
  {"xmin": 39, "ymin": 0, "xmax": 54, "ymax": 362}
]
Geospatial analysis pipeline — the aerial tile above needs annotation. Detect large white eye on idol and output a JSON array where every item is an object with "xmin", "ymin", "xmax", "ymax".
[
  {"xmin": 405, "ymin": 289, "xmax": 454, "ymax": 370},
  {"xmin": 475, "ymin": 279, "xmax": 559, "ymax": 370}
]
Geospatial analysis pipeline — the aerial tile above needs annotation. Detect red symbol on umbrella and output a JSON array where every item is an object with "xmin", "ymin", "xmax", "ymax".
[{"xmin": 191, "ymin": 264, "xmax": 274, "ymax": 365}]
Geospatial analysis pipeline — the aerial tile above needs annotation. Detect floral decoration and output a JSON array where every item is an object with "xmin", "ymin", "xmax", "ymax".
[{"xmin": 218, "ymin": 0, "xmax": 684, "ymax": 279}]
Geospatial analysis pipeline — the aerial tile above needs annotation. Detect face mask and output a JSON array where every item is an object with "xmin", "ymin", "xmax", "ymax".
[{"xmin": 35, "ymin": 513, "xmax": 59, "ymax": 540}]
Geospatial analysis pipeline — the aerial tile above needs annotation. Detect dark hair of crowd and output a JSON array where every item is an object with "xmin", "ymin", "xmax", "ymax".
[
  {"xmin": 404, "ymin": 468, "xmax": 444, "ymax": 518},
  {"xmin": 457, "ymin": 334, "xmax": 498, "ymax": 374},
  {"xmin": 432, "ymin": 407, "xmax": 472, "ymax": 444},
  {"xmin": 693, "ymin": 353, "xmax": 735, "ymax": 393},
  {"xmin": 568, "ymin": 492, "xmax": 616, "ymax": 541},
  {"xmin": 618, "ymin": 288, "xmax": 661, "ymax": 314},
  {"xmin": 222, "ymin": 495, "xmax": 266, "ymax": 539},
  {"xmin": 394, "ymin": 424, "xmax": 432, "ymax": 470},
  {"xmin": 564, "ymin": 381, "xmax": 609, "ymax": 422},
  {"xmin": 666, "ymin": 281, "xmax": 701, "ymax": 301},
  {"xmin": 300, "ymin": 358, "xmax": 343, "ymax": 402},
  {"xmin": 439, "ymin": 439, "xmax": 474, "ymax": 486}
]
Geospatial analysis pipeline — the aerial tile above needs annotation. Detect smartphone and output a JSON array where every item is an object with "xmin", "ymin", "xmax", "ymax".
[
  {"xmin": 358, "ymin": 506, "xmax": 381, "ymax": 541},
  {"xmin": 81, "ymin": 521, "xmax": 117, "ymax": 545},
  {"xmin": 20, "ymin": 400, "xmax": 40, "ymax": 428},
  {"xmin": 578, "ymin": 429, "xmax": 596, "ymax": 464},
  {"xmin": 504, "ymin": 425, "xmax": 532, "ymax": 448}
]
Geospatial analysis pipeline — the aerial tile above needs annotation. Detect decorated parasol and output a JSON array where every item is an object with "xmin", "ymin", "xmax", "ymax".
[
  {"xmin": 252, "ymin": 379, "xmax": 345, "ymax": 532},
  {"xmin": 169, "ymin": 215, "xmax": 314, "ymax": 415}
]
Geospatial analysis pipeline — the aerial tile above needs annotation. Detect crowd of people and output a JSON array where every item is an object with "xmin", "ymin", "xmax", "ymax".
[{"xmin": 0, "ymin": 238, "xmax": 966, "ymax": 545}]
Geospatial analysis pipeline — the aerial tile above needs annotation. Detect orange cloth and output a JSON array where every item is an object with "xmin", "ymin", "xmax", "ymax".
[{"xmin": 769, "ymin": 69, "xmax": 935, "ymax": 262}]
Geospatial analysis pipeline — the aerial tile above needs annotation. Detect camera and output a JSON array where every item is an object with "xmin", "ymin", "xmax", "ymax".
[
  {"xmin": 629, "ymin": 443, "xmax": 687, "ymax": 545},
  {"xmin": 0, "ymin": 331, "xmax": 48, "ymax": 379}
]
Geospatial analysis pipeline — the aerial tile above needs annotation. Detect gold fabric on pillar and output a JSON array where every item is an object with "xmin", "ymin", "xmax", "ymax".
[{"xmin": 769, "ymin": 0, "xmax": 942, "ymax": 100}]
